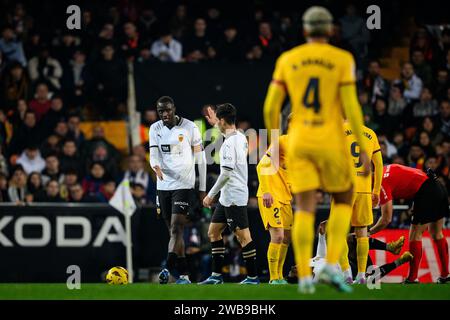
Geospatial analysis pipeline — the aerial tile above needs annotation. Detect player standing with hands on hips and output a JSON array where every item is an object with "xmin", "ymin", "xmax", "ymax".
[
  {"xmin": 199, "ymin": 103, "xmax": 260, "ymax": 285},
  {"xmin": 149, "ymin": 96, "xmax": 207, "ymax": 284}
]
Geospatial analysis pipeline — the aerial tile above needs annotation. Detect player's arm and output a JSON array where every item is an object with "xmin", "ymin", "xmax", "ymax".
[
  {"xmin": 372, "ymin": 148, "xmax": 383, "ymax": 207},
  {"xmin": 192, "ymin": 125, "xmax": 207, "ymax": 193},
  {"xmin": 149, "ymin": 127, "xmax": 163, "ymax": 180},
  {"xmin": 203, "ymin": 166, "xmax": 231, "ymax": 208},
  {"xmin": 339, "ymin": 54, "xmax": 370, "ymax": 175},
  {"xmin": 370, "ymin": 200, "xmax": 393, "ymax": 235},
  {"xmin": 256, "ymin": 150, "xmax": 275, "ymax": 208},
  {"xmin": 263, "ymin": 56, "xmax": 286, "ymax": 132}
]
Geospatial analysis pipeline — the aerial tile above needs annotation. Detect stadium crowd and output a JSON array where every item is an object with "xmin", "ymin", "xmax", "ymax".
[{"xmin": 0, "ymin": 1, "xmax": 449, "ymax": 230}]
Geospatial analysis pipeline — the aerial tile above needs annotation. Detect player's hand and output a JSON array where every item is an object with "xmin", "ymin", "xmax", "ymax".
[
  {"xmin": 359, "ymin": 150, "xmax": 371, "ymax": 176},
  {"xmin": 153, "ymin": 166, "xmax": 164, "ymax": 180},
  {"xmin": 199, "ymin": 191, "xmax": 207, "ymax": 203},
  {"xmin": 203, "ymin": 195, "xmax": 214, "ymax": 208},
  {"xmin": 262, "ymin": 193, "xmax": 274, "ymax": 208},
  {"xmin": 205, "ymin": 106, "xmax": 218, "ymax": 126},
  {"xmin": 318, "ymin": 220, "xmax": 327, "ymax": 235},
  {"xmin": 372, "ymin": 193, "xmax": 380, "ymax": 207}
]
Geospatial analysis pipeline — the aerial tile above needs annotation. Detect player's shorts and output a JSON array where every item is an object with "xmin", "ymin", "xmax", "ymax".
[
  {"xmin": 351, "ymin": 193, "xmax": 373, "ymax": 227},
  {"xmin": 257, "ymin": 197, "xmax": 293, "ymax": 230},
  {"xmin": 286, "ymin": 142, "xmax": 353, "ymax": 194},
  {"xmin": 211, "ymin": 203, "xmax": 249, "ymax": 232},
  {"xmin": 156, "ymin": 189, "xmax": 192, "ymax": 220},
  {"xmin": 412, "ymin": 178, "xmax": 450, "ymax": 225}
]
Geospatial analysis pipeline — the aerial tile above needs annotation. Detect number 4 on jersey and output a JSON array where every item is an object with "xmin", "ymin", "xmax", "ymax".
[{"xmin": 303, "ymin": 77, "xmax": 321, "ymax": 113}]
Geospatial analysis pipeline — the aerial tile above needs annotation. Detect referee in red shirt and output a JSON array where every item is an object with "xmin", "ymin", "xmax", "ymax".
[{"xmin": 371, "ymin": 164, "xmax": 449, "ymax": 284}]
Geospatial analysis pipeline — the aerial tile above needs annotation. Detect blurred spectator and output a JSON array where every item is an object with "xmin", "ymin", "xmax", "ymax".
[
  {"xmin": 151, "ymin": 29, "xmax": 182, "ymax": 62},
  {"xmin": 40, "ymin": 134, "xmax": 60, "ymax": 158},
  {"xmin": 358, "ymin": 90, "xmax": 376, "ymax": 129},
  {"xmin": 28, "ymin": 82, "xmax": 51, "ymax": 121},
  {"xmin": 34, "ymin": 179, "xmax": 63, "ymax": 202},
  {"xmin": 410, "ymin": 27, "xmax": 438, "ymax": 66},
  {"xmin": 411, "ymin": 49, "xmax": 433, "ymax": 86},
  {"xmin": 8, "ymin": 99, "xmax": 28, "ymax": 130},
  {"xmin": 24, "ymin": 30, "xmax": 41, "ymax": 59},
  {"xmin": 422, "ymin": 116, "xmax": 443, "ymax": 146},
  {"xmin": 67, "ymin": 114, "xmax": 85, "ymax": 147},
  {"xmin": 59, "ymin": 138, "xmax": 82, "ymax": 176},
  {"xmin": 392, "ymin": 131, "xmax": 409, "ymax": 159},
  {"xmin": 41, "ymin": 153, "xmax": 63, "ymax": 184},
  {"xmin": 121, "ymin": 22, "xmax": 143, "ymax": 59},
  {"xmin": 394, "ymin": 62, "xmax": 423, "ymax": 103},
  {"xmin": 8, "ymin": 110, "xmax": 42, "ymax": 156},
  {"xmin": 245, "ymin": 44, "xmax": 263, "ymax": 61},
  {"xmin": 362, "ymin": 60, "xmax": 389, "ymax": 104},
  {"xmin": 417, "ymin": 131, "xmax": 435, "ymax": 157},
  {"xmin": 434, "ymin": 68, "xmax": 449, "ymax": 101},
  {"xmin": 7, "ymin": 165, "xmax": 28, "ymax": 203},
  {"xmin": 130, "ymin": 182, "xmax": 147, "ymax": 205},
  {"xmin": 438, "ymin": 100, "xmax": 450, "ymax": 138},
  {"xmin": 339, "ymin": 4, "xmax": 370, "ymax": 70},
  {"xmin": 68, "ymin": 182, "xmax": 97, "ymax": 202},
  {"xmin": 93, "ymin": 44, "xmax": 127, "ymax": 119},
  {"xmin": 407, "ymin": 143, "xmax": 426, "ymax": 170},
  {"xmin": 183, "ymin": 18, "xmax": 216, "ymax": 62},
  {"xmin": 40, "ymin": 95, "xmax": 66, "ymax": 137},
  {"xmin": 278, "ymin": 14, "xmax": 298, "ymax": 50},
  {"xmin": 137, "ymin": 7, "xmax": 158, "ymax": 41},
  {"xmin": 373, "ymin": 97, "xmax": 397, "ymax": 135},
  {"xmin": 16, "ymin": 145, "xmax": 45, "ymax": 174},
  {"xmin": 53, "ymin": 31, "xmax": 80, "ymax": 68},
  {"xmin": 123, "ymin": 154, "xmax": 153, "ymax": 201},
  {"xmin": 28, "ymin": 44, "xmax": 63, "ymax": 91},
  {"xmin": 83, "ymin": 126, "xmax": 120, "ymax": 166},
  {"xmin": 86, "ymin": 144, "xmax": 119, "ymax": 180},
  {"xmin": 82, "ymin": 162, "xmax": 107, "ymax": 198},
  {"xmin": 1, "ymin": 61, "xmax": 30, "ymax": 110},
  {"xmin": 251, "ymin": 21, "xmax": 282, "ymax": 60},
  {"xmin": 215, "ymin": 25, "xmax": 244, "ymax": 62},
  {"xmin": 0, "ymin": 145, "xmax": 8, "ymax": 176},
  {"xmin": 205, "ymin": 7, "xmax": 223, "ymax": 38},
  {"xmin": 61, "ymin": 49, "xmax": 92, "ymax": 109},
  {"xmin": 412, "ymin": 87, "xmax": 439, "ymax": 121},
  {"xmin": 60, "ymin": 170, "xmax": 78, "ymax": 200},
  {"xmin": 54, "ymin": 119, "xmax": 69, "ymax": 140},
  {"xmin": 170, "ymin": 4, "xmax": 190, "ymax": 40},
  {"xmin": 0, "ymin": 172, "xmax": 9, "ymax": 202},
  {"xmin": 387, "ymin": 83, "xmax": 407, "ymax": 117},
  {"xmin": 0, "ymin": 25, "xmax": 26, "ymax": 67},
  {"xmin": 98, "ymin": 179, "xmax": 116, "ymax": 202}
]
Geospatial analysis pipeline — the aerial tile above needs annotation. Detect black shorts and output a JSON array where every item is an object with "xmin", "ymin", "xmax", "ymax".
[
  {"xmin": 412, "ymin": 178, "xmax": 450, "ymax": 225},
  {"xmin": 156, "ymin": 189, "xmax": 192, "ymax": 221},
  {"xmin": 211, "ymin": 203, "xmax": 249, "ymax": 232}
]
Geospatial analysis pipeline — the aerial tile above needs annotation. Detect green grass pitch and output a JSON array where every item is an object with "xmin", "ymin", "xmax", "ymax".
[{"xmin": 0, "ymin": 283, "xmax": 449, "ymax": 300}]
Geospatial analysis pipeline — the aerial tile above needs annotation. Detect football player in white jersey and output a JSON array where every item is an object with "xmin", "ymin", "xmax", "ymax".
[
  {"xmin": 149, "ymin": 96, "xmax": 207, "ymax": 284},
  {"xmin": 199, "ymin": 103, "xmax": 260, "ymax": 285}
]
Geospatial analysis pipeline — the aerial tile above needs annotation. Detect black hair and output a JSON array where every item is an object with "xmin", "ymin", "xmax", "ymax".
[
  {"xmin": 157, "ymin": 96, "xmax": 175, "ymax": 108},
  {"xmin": 215, "ymin": 103, "xmax": 236, "ymax": 125}
]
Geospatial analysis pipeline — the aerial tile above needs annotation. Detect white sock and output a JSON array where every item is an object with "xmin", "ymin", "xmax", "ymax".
[
  {"xmin": 317, "ymin": 233, "xmax": 327, "ymax": 258},
  {"xmin": 299, "ymin": 275, "xmax": 313, "ymax": 286},
  {"xmin": 355, "ymin": 272, "xmax": 365, "ymax": 280}
]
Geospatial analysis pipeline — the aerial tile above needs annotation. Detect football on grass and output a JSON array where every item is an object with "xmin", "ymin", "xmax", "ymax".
[{"xmin": 106, "ymin": 267, "xmax": 129, "ymax": 285}]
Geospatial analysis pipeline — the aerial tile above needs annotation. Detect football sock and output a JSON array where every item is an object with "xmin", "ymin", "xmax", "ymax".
[
  {"xmin": 211, "ymin": 239, "xmax": 225, "ymax": 275},
  {"xmin": 167, "ymin": 252, "xmax": 178, "ymax": 274},
  {"xmin": 357, "ymin": 237, "xmax": 370, "ymax": 274},
  {"xmin": 369, "ymin": 237, "xmax": 387, "ymax": 251},
  {"xmin": 292, "ymin": 211, "xmax": 314, "ymax": 278},
  {"xmin": 378, "ymin": 262, "xmax": 397, "ymax": 278},
  {"xmin": 408, "ymin": 240, "xmax": 422, "ymax": 281},
  {"xmin": 278, "ymin": 243, "xmax": 289, "ymax": 279},
  {"xmin": 339, "ymin": 242, "xmax": 350, "ymax": 272},
  {"xmin": 434, "ymin": 238, "xmax": 449, "ymax": 277},
  {"xmin": 177, "ymin": 256, "xmax": 188, "ymax": 276},
  {"xmin": 326, "ymin": 203, "xmax": 352, "ymax": 265},
  {"xmin": 267, "ymin": 242, "xmax": 281, "ymax": 281},
  {"xmin": 242, "ymin": 241, "xmax": 258, "ymax": 278},
  {"xmin": 317, "ymin": 233, "xmax": 327, "ymax": 258}
]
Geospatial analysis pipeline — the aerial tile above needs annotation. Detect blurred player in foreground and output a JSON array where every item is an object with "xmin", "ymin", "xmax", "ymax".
[
  {"xmin": 149, "ymin": 96, "xmax": 207, "ymax": 284},
  {"xmin": 287, "ymin": 221, "xmax": 412, "ymax": 283},
  {"xmin": 372, "ymin": 164, "xmax": 450, "ymax": 284},
  {"xmin": 256, "ymin": 132, "xmax": 292, "ymax": 284},
  {"xmin": 335, "ymin": 122, "xmax": 383, "ymax": 284},
  {"xmin": 263, "ymin": 6, "xmax": 369, "ymax": 293},
  {"xmin": 200, "ymin": 104, "xmax": 260, "ymax": 285}
]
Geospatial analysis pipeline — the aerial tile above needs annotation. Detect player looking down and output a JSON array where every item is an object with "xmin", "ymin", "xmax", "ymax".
[
  {"xmin": 373, "ymin": 164, "xmax": 450, "ymax": 284},
  {"xmin": 263, "ymin": 6, "xmax": 369, "ymax": 293},
  {"xmin": 149, "ymin": 96, "xmax": 207, "ymax": 284},
  {"xmin": 200, "ymin": 103, "xmax": 260, "ymax": 285},
  {"xmin": 256, "ymin": 132, "xmax": 292, "ymax": 284}
]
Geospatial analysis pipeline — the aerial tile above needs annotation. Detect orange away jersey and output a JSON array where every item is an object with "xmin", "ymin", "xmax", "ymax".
[{"xmin": 272, "ymin": 42, "xmax": 356, "ymax": 149}]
